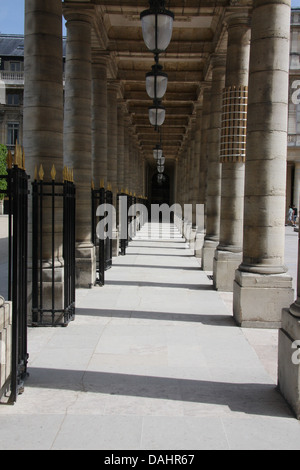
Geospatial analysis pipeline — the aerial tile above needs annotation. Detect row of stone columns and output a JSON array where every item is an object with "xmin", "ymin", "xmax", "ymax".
[
  {"xmin": 177, "ymin": 2, "xmax": 294, "ymax": 327},
  {"xmin": 175, "ymin": 0, "xmax": 300, "ymax": 419},
  {"xmin": 23, "ymin": 0, "xmax": 145, "ymax": 290}
]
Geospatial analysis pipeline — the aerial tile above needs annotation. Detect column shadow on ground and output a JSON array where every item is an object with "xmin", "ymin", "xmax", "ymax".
[
  {"xmin": 104, "ymin": 280, "xmax": 213, "ymax": 290},
  {"xmin": 25, "ymin": 367, "xmax": 294, "ymax": 419},
  {"xmin": 75, "ymin": 307, "xmax": 235, "ymax": 327}
]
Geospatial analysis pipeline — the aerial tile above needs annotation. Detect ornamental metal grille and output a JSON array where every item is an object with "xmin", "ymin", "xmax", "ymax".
[{"xmin": 220, "ymin": 85, "xmax": 248, "ymax": 163}]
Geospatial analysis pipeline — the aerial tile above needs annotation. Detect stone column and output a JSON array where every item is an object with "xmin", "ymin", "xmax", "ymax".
[
  {"xmin": 24, "ymin": 0, "xmax": 63, "ymax": 179},
  {"xmin": 194, "ymin": 103, "xmax": 205, "ymax": 257},
  {"xmin": 107, "ymin": 81, "xmax": 119, "ymax": 256},
  {"xmin": 124, "ymin": 115, "xmax": 130, "ymax": 192},
  {"xmin": 202, "ymin": 56, "xmax": 226, "ymax": 271},
  {"xmin": 197, "ymin": 88, "xmax": 212, "ymax": 256},
  {"xmin": 63, "ymin": 7, "xmax": 96, "ymax": 288},
  {"xmin": 92, "ymin": 54, "xmax": 108, "ymax": 188},
  {"xmin": 293, "ymin": 162, "xmax": 300, "ymax": 212},
  {"xmin": 24, "ymin": 0, "xmax": 64, "ymax": 315},
  {"xmin": 279, "ymin": 209, "xmax": 300, "ymax": 419},
  {"xmin": 233, "ymin": 0, "xmax": 294, "ymax": 327},
  {"xmin": 213, "ymin": 13, "xmax": 251, "ymax": 291},
  {"xmin": 117, "ymin": 102, "xmax": 126, "ymax": 192}
]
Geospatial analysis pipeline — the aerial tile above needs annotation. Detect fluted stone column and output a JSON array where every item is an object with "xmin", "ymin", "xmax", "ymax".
[
  {"xmin": 92, "ymin": 55, "xmax": 108, "ymax": 187},
  {"xmin": 63, "ymin": 8, "xmax": 96, "ymax": 288},
  {"xmin": 213, "ymin": 13, "xmax": 251, "ymax": 291},
  {"xmin": 24, "ymin": 0, "xmax": 64, "ymax": 316},
  {"xmin": 233, "ymin": 0, "xmax": 294, "ymax": 327},
  {"xmin": 202, "ymin": 57, "xmax": 226, "ymax": 271}
]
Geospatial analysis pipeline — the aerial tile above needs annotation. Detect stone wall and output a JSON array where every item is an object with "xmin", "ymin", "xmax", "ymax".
[{"xmin": 0, "ymin": 296, "xmax": 12, "ymax": 400}]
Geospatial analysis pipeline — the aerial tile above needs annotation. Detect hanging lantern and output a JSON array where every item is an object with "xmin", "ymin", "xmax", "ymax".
[
  {"xmin": 157, "ymin": 156, "xmax": 165, "ymax": 166},
  {"xmin": 146, "ymin": 63, "xmax": 168, "ymax": 100},
  {"xmin": 157, "ymin": 165, "xmax": 164, "ymax": 174},
  {"xmin": 153, "ymin": 144, "xmax": 163, "ymax": 160},
  {"xmin": 140, "ymin": 0, "xmax": 174, "ymax": 55},
  {"xmin": 149, "ymin": 101, "xmax": 165, "ymax": 128}
]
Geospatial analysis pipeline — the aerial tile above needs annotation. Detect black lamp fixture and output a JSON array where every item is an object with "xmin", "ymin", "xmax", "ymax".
[
  {"xmin": 153, "ymin": 143, "xmax": 163, "ymax": 160},
  {"xmin": 146, "ymin": 62, "xmax": 168, "ymax": 100},
  {"xmin": 140, "ymin": 0, "xmax": 174, "ymax": 55},
  {"xmin": 157, "ymin": 156, "xmax": 165, "ymax": 166},
  {"xmin": 149, "ymin": 100, "xmax": 166, "ymax": 129}
]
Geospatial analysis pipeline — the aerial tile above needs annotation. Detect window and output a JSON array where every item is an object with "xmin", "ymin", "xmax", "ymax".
[
  {"xmin": 7, "ymin": 122, "xmax": 19, "ymax": 146},
  {"xmin": 10, "ymin": 62, "xmax": 21, "ymax": 72},
  {"xmin": 7, "ymin": 93, "xmax": 20, "ymax": 106}
]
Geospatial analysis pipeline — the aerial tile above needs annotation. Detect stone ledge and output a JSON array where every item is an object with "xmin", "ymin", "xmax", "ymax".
[{"xmin": 0, "ymin": 298, "xmax": 12, "ymax": 401}]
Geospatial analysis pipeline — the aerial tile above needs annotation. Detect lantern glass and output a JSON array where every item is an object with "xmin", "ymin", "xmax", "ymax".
[
  {"xmin": 157, "ymin": 165, "xmax": 164, "ymax": 174},
  {"xmin": 141, "ymin": 10, "xmax": 174, "ymax": 54},
  {"xmin": 146, "ymin": 69, "xmax": 168, "ymax": 100},
  {"xmin": 153, "ymin": 147, "xmax": 163, "ymax": 160},
  {"xmin": 149, "ymin": 104, "xmax": 165, "ymax": 127},
  {"xmin": 157, "ymin": 156, "xmax": 165, "ymax": 165}
]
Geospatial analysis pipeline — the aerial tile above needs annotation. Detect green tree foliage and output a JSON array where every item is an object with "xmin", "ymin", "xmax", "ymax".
[{"xmin": 0, "ymin": 144, "xmax": 8, "ymax": 200}]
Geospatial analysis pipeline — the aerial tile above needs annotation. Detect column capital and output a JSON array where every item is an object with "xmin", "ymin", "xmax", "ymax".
[
  {"xmin": 92, "ymin": 51, "xmax": 110, "ymax": 66},
  {"xmin": 210, "ymin": 53, "xmax": 227, "ymax": 70},
  {"xmin": 63, "ymin": 4, "xmax": 95, "ymax": 24},
  {"xmin": 108, "ymin": 79, "xmax": 123, "ymax": 97},
  {"xmin": 224, "ymin": 8, "xmax": 252, "ymax": 28}
]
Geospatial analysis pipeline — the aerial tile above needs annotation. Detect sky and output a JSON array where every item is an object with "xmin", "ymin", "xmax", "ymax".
[
  {"xmin": 1, "ymin": 0, "xmax": 300, "ymax": 35},
  {"xmin": 0, "ymin": 0, "xmax": 66, "ymax": 35}
]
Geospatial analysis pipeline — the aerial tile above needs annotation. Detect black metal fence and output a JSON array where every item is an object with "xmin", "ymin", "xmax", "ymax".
[
  {"xmin": 91, "ymin": 187, "xmax": 113, "ymax": 286},
  {"xmin": 0, "ymin": 151, "xmax": 29, "ymax": 402},
  {"xmin": 31, "ymin": 169, "xmax": 76, "ymax": 327}
]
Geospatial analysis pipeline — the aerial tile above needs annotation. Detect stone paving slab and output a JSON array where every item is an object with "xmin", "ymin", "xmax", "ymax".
[{"xmin": 0, "ymin": 223, "xmax": 300, "ymax": 450}]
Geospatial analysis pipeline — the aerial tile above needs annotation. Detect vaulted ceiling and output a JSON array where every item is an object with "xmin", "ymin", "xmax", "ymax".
[{"xmin": 63, "ymin": 0, "xmax": 253, "ymax": 168}]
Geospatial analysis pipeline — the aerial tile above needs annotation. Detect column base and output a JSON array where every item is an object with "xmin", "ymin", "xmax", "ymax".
[
  {"xmin": 112, "ymin": 230, "xmax": 119, "ymax": 257},
  {"xmin": 278, "ymin": 309, "xmax": 300, "ymax": 420},
  {"xmin": 233, "ymin": 270, "xmax": 294, "ymax": 328},
  {"xmin": 188, "ymin": 227, "xmax": 197, "ymax": 251},
  {"xmin": 29, "ymin": 263, "xmax": 67, "ymax": 326},
  {"xmin": 202, "ymin": 239, "xmax": 218, "ymax": 272},
  {"xmin": 75, "ymin": 243, "xmax": 96, "ymax": 288},
  {"xmin": 213, "ymin": 250, "xmax": 242, "ymax": 292},
  {"xmin": 183, "ymin": 221, "xmax": 192, "ymax": 242},
  {"xmin": 195, "ymin": 231, "xmax": 205, "ymax": 258}
]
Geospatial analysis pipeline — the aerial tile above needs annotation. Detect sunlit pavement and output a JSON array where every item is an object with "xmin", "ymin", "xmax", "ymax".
[{"xmin": 0, "ymin": 221, "xmax": 300, "ymax": 450}]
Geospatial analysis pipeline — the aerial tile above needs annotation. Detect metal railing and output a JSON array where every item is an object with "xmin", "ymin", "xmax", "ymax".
[
  {"xmin": 31, "ymin": 167, "xmax": 76, "ymax": 327},
  {"xmin": 91, "ymin": 187, "xmax": 113, "ymax": 286},
  {"xmin": 0, "ymin": 147, "xmax": 29, "ymax": 403}
]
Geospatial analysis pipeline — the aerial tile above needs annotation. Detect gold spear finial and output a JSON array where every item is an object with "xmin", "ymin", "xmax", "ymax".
[
  {"xmin": 91, "ymin": 179, "xmax": 95, "ymax": 190},
  {"xmin": 6, "ymin": 150, "xmax": 13, "ymax": 169},
  {"xmin": 51, "ymin": 164, "xmax": 56, "ymax": 181},
  {"xmin": 39, "ymin": 164, "xmax": 44, "ymax": 181},
  {"xmin": 63, "ymin": 166, "xmax": 67, "ymax": 182},
  {"xmin": 34, "ymin": 165, "xmax": 38, "ymax": 181},
  {"xmin": 22, "ymin": 147, "xmax": 25, "ymax": 171},
  {"xmin": 100, "ymin": 178, "xmax": 105, "ymax": 189}
]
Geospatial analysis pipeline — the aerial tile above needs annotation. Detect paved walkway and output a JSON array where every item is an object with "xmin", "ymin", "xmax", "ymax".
[{"xmin": 1, "ymin": 222, "xmax": 300, "ymax": 450}]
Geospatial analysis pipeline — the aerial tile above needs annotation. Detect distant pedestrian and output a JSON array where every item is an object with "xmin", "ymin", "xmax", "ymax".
[
  {"xmin": 293, "ymin": 205, "xmax": 298, "ymax": 226},
  {"xmin": 288, "ymin": 205, "xmax": 294, "ymax": 226}
]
